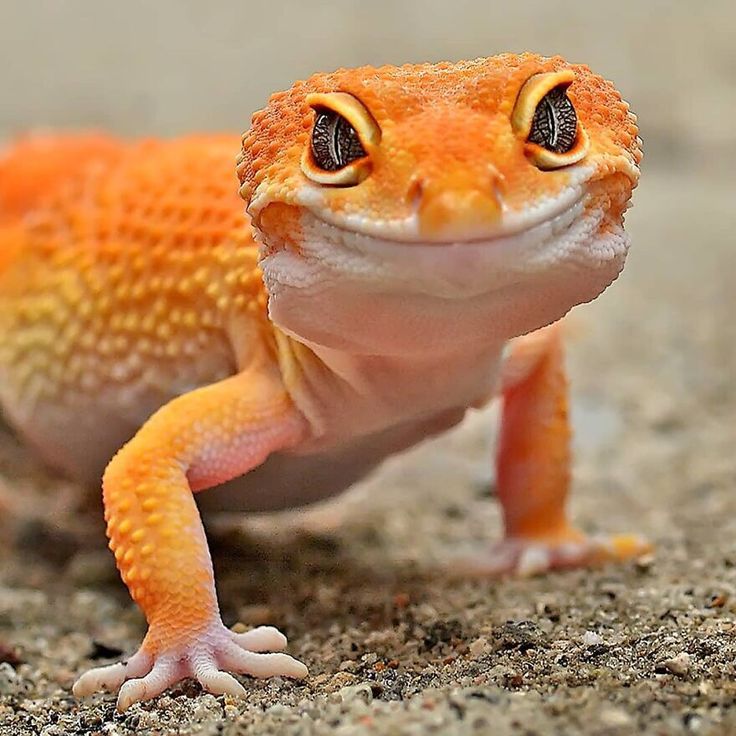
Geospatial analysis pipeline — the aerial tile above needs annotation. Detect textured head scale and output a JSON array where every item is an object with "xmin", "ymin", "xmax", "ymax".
[{"xmin": 238, "ymin": 53, "xmax": 640, "ymax": 240}]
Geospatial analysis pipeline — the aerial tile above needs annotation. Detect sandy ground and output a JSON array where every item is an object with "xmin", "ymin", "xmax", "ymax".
[{"xmin": 0, "ymin": 161, "xmax": 735, "ymax": 736}]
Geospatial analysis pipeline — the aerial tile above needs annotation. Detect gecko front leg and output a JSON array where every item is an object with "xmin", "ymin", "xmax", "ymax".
[
  {"xmin": 73, "ymin": 352, "xmax": 309, "ymax": 711},
  {"xmin": 465, "ymin": 323, "xmax": 651, "ymax": 576}
]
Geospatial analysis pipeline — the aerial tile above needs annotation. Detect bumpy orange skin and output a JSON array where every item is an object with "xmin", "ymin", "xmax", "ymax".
[
  {"xmin": 0, "ymin": 133, "xmax": 124, "ymax": 224},
  {"xmin": 238, "ymin": 53, "xmax": 641, "ymax": 232},
  {"xmin": 0, "ymin": 135, "xmax": 274, "ymax": 476}
]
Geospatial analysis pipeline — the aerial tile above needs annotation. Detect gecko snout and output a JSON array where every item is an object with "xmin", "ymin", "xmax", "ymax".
[{"xmin": 414, "ymin": 168, "xmax": 504, "ymax": 240}]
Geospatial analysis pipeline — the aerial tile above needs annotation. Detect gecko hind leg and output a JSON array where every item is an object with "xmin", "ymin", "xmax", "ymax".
[{"xmin": 461, "ymin": 323, "xmax": 651, "ymax": 577}]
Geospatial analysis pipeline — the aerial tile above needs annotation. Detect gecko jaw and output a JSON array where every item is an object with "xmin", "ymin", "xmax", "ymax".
[{"xmin": 284, "ymin": 192, "xmax": 602, "ymax": 301}]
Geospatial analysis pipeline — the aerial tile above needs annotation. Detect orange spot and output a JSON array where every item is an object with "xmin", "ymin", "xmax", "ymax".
[{"xmin": 118, "ymin": 519, "xmax": 132, "ymax": 535}]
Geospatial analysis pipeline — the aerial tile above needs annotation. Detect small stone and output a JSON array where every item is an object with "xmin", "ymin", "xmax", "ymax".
[
  {"xmin": 0, "ymin": 662, "xmax": 21, "ymax": 695},
  {"xmin": 582, "ymin": 631, "xmax": 603, "ymax": 647},
  {"xmin": 706, "ymin": 593, "xmax": 728, "ymax": 608},
  {"xmin": 662, "ymin": 652, "xmax": 691, "ymax": 676},
  {"xmin": 635, "ymin": 554, "xmax": 655, "ymax": 572},
  {"xmin": 393, "ymin": 592, "xmax": 410, "ymax": 608},
  {"xmin": 469, "ymin": 636, "xmax": 490, "ymax": 658},
  {"xmin": 337, "ymin": 681, "xmax": 374, "ymax": 705},
  {"xmin": 599, "ymin": 707, "xmax": 633, "ymax": 727}
]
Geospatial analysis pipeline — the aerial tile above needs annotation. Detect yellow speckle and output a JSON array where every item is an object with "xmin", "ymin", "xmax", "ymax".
[
  {"xmin": 165, "ymin": 342, "xmax": 180, "ymax": 358},
  {"xmin": 140, "ymin": 544, "xmax": 154, "ymax": 557},
  {"xmin": 141, "ymin": 498, "xmax": 157, "ymax": 511},
  {"xmin": 118, "ymin": 519, "xmax": 133, "ymax": 534},
  {"xmin": 123, "ymin": 548, "xmax": 135, "ymax": 563},
  {"xmin": 146, "ymin": 513, "xmax": 163, "ymax": 526},
  {"xmin": 122, "ymin": 313, "xmax": 140, "ymax": 331},
  {"xmin": 131, "ymin": 529, "xmax": 145, "ymax": 543},
  {"xmin": 130, "ymin": 283, "xmax": 145, "ymax": 300},
  {"xmin": 156, "ymin": 322, "xmax": 172, "ymax": 340},
  {"xmin": 77, "ymin": 300, "xmax": 93, "ymax": 319},
  {"xmin": 114, "ymin": 284, "xmax": 130, "ymax": 301},
  {"xmin": 141, "ymin": 314, "xmax": 155, "ymax": 333},
  {"xmin": 114, "ymin": 335, "xmax": 129, "ymax": 353}
]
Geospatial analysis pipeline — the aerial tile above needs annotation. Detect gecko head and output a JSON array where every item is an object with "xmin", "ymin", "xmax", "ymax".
[{"xmin": 237, "ymin": 54, "xmax": 642, "ymax": 355}]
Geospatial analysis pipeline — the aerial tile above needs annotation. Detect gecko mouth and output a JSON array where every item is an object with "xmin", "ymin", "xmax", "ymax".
[
  {"xmin": 300, "ymin": 182, "xmax": 587, "ymax": 247},
  {"xmin": 318, "ymin": 193, "xmax": 586, "ymax": 256}
]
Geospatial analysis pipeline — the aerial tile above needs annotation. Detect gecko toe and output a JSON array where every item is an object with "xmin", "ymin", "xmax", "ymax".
[
  {"xmin": 231, "ymin": 625, "xmax": 288, "ymax": 652},
  {"xmin": 116, "ymin": 659, "xmax": 178, "ymax": 712},
  {"xmin": 195, "ymin": 667, "xmax": 248, "ymax": 698},
  {"xmin": 222, "ymin": 642, "xmax": 308, "ymax": 679}
]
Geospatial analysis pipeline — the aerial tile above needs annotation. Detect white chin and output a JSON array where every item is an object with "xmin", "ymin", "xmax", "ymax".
[{"xmin": 259, "ymin": 203, "xmax": 629, "ymax": 355}]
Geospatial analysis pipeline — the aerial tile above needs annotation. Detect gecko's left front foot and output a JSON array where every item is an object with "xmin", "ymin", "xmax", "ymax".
[
  {"xmin": 457, "ymin": 527, "xmax": 651, "ymax": 577},
  {"xmin": 73, "ymin": 621, "xmax": 307, "ymax": 711}
]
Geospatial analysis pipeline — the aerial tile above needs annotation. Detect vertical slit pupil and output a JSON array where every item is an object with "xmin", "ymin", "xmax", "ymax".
[
  {"xmin": 311, "ymin": 108, "xmax": 366, "ymax": 171},
  {"xmin": 528, "ymin": 86, "xmax": 578, "ymax": 154}
]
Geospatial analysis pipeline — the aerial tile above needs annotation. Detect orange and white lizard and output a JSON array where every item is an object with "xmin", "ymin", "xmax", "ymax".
[{"xmin": 0, "ymin": 53, "xmax": 645, "ymax": 710}]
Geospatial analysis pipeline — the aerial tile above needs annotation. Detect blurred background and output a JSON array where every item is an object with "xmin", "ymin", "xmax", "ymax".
[
  {"xmin": 2, "ymin": 3, "xmax": 736, "ymax": 735},
  {"xmin": 0, "ymin": 0, "xmax": 733, "ymax": 170}
]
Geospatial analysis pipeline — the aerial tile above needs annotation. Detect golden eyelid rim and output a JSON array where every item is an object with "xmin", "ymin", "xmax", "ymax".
[
  {"xmin": 301, "ymin": 92, "xmax": 381, "ymax": 186},
  {"xmin": 524, "ymin": 128, "xmax": 590, "ymax": 170},
  {"xmin": 511, "ymin": 70, "xmax": 589, "ymax": 170}
]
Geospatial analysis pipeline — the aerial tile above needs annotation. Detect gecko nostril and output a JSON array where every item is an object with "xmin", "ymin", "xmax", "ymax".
[
  {"xmin": 492, "ymin": 177, "xmax": 506, "ymax": 207},
  {"xmin": 406, "ymin": 177, "xmax": 425, "ymax": 212},
  {"xmin": 487, "ymin": 164, "xmax": 506, "ymax": 194}
]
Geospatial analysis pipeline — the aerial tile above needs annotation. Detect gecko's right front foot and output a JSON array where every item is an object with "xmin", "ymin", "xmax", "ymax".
[{"xmin": 73, "ymin": 621, "xmax": 308, "ymax": 711}]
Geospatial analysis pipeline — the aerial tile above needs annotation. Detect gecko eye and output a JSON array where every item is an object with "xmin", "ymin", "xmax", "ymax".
[
  {"xmin": 301, "ymin": 92, "xmax": 381, "ymax": 186},
  {"xmin": 528, "ymin": 86, "xmax": 577, "ymax": 153},
  {"xmin": 511, "ymin": 70, "xmax": 589, "ymax": 170},
  {"xmin": 311, "ymin": 108, "xmax": 366, "ymax": 171}
]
